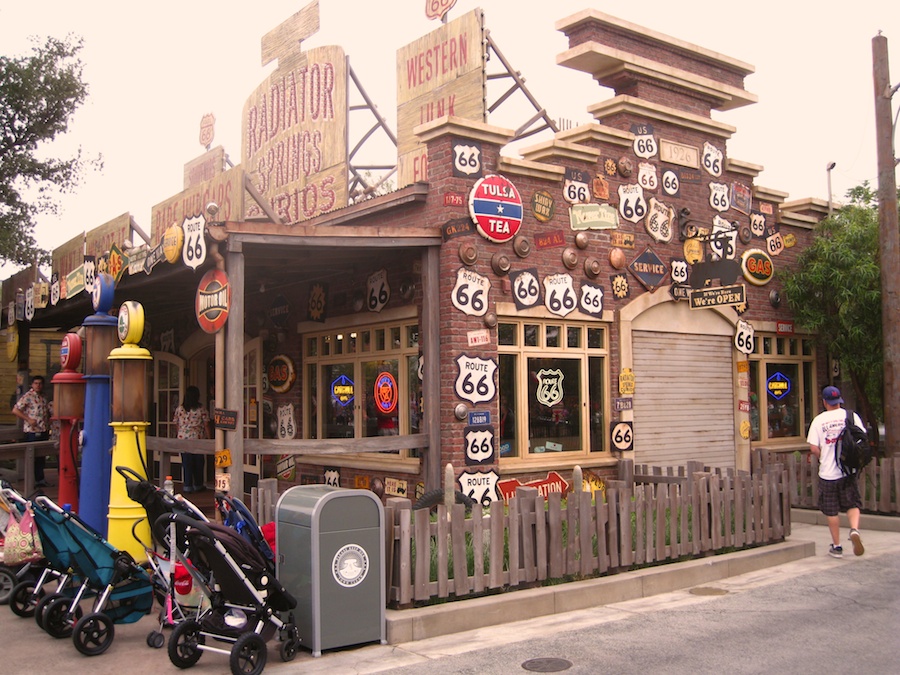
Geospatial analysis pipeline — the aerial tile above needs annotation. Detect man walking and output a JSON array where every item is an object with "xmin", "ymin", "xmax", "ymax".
[
  {"xmin": 807, "ymin": 385, "xmax": 865, "ymax": 558},
  {"xmin": 12, "ymin": 374, "xmax": 51, "ymax": 488}
]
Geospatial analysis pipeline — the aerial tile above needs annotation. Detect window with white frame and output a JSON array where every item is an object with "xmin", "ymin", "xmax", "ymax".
[
  {"xmin": 748, "ymin": 334, "xmax": 816, "ymax": 443},
  {"xmin": 497, "ymin": 319, "xmax": 607, "ymax": 460},
  {"xmin": 303, "ymin": 321, "xmax": 421, "ymax": 458}
]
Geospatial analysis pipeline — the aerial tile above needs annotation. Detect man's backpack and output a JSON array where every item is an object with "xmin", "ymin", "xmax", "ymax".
[{"xmin": 835, "ymin": 409, "xmax": 874, "ymax": 476}]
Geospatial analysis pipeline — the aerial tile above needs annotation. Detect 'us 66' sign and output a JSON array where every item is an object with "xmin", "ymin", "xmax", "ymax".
[{"xmin": 455, "ymin": 354, "xmax": 497, "ymax": 405}]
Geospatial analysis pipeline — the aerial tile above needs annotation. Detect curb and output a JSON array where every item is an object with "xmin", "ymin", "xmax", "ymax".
[
  {"xmin": 790, "ymin": 508, "xmax": 900, "ymax": 532},
  {"xmin": 384, "ymin": 537, "xmax": 814, "ymax": 644}
]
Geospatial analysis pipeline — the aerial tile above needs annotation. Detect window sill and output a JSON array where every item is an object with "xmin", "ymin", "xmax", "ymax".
[{"xmin": 500, "ymin": 454, "xmax": 618, "ymax": 474}]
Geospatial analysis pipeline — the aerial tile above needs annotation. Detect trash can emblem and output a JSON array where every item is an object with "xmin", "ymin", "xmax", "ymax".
[{"xmin": 332, "ymin": 543, "xmax": 369, "ymax": 587}]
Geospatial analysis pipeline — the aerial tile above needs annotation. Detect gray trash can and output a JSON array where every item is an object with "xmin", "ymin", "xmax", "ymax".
[{"xmin": 275, "ymin": 485, "xmax": 385, "ymax": 657}]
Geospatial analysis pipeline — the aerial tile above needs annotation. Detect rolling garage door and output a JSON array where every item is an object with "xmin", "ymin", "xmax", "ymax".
[{"xmin": 632, "ymin": 330, "xmax": 735, "ymax": 469}]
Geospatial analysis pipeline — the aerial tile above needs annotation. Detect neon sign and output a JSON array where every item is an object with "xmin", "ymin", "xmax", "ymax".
[
  {"xmin": 766, "ymin": 371, "xmax": 791, "ymax": 400},
  {"xmin": 331, "ymin": 374, "xmax": 355, "ymax": 406}
]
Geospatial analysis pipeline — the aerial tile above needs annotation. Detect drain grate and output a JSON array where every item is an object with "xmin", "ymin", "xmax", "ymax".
[
  {"xmin": 522, "ymin": 657, "xmax": 573, "ymax": 672},
  {"xmin": 689, "ymin": 586, "xmax": 729, "ymax": 596}
]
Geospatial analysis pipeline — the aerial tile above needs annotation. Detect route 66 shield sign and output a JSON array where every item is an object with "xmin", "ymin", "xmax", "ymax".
[
  {"xmin": 458, "ymin": 469, "xmax": 499, "ymax": 507},
  {"xmin": 464, "ymin": 425, "xmax": 495, "ymax": 465},
  {"xmin": 750, "ymin": 211, "xmax": 766, "ymax": 238},
  {"xmin": 702, "ymin": 141, "xmax": 723, "ymax": 177},
  {"xmin": 181, "ymin": 214, "xmax": 207, "ymax": 270},
  {"xmin": 734, "ymin": 319, "xmax": 754, "ymax": 355},
  {"xmin": 645, "ymin": 197, "xmax": 674, "ymax": 243},
  {"xmin": 618, "ymin": 184, "xmax": 647, "ymax": 224},
  {"xmin": 509, "ymin": 269, "xmax": 541, "ymax": 310},
  {"xmin": 452, "ymin": 141, "xmax": 482, "ymax": 177},
  {"xmin": 276, "ymin": 403, "xmax": 296, "ymax": 439},
  {"xmin": 452, "ymin": 267, "xmax": 490, "ymax": 317},
  {"xmin": 50, "ymin": 273, "xmax": 60, "ymax": 306},
  {"xmin": 455, "ymin": 354, "xmax": 497, "ymax": 405},
  {"xmin": 563, "ymin": 167, "xmax": 590, "ymax": 204},
  {"xmin": 709, "ymin": 182, "xmax": 730, "ymax": 212},
  {"xmin": 543, "ymin": 273, "xmax": 577, "ymax": 317},
  {"xmin": 637, "ymin": 162, "xmax": 658, "ymax": 192},
  {"xmin": 367, "ymin": 268, "xmax": 390, "ymax": 312},
  {"xmin": 24, "ymin": 287, "xmax": 34, "ymax": 321}
]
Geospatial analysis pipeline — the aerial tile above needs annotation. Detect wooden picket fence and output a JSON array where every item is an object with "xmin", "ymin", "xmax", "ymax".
[
  {"xmin": 764, "ymin": 450, "xmax": 900, "ymax": 514},
  {"xmin": 383, "ymin": 459, "xmax": 790, "ymax": 607}
]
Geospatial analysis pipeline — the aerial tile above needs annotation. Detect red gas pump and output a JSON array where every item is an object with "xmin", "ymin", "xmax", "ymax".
[{"xmin": 52, "ymin": 332, "xmax": 85, "ymax": 511}]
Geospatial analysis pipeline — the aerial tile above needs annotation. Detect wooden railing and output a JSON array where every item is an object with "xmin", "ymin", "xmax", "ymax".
[
  {"xmin": 760, "ymin": 449, "xmax": 900, "ymax": 514},
  {"xmin": 0, "ymin": 425, "xmax": 58, "ymax": 495},
  {"xmin": 383, "ymin": 460, "xmax": 790, "ymax": 607}
]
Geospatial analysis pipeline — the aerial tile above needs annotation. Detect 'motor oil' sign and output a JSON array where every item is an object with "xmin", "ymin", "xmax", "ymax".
[{"xmin": 196, "ymin": 269, "xmax": 230, "ymax": 334}]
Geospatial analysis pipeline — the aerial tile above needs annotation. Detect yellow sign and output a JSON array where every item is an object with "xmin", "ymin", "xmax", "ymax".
[
  {"xmin": 683, "ymin": 238, "xmax": 703, "ymax": 264},
  {"xmin": 6, "ymin": 323, "xmax": 18, "ymax": 362},
  {"xmin": 619, "ymin": 368, "xmax": 636, "ymax": 395},
  {"xmin": 163, "ymin": 223, "xmax": 184, "ymax": 263},
  {"xmin": 736, "ymin": 360, "xmax": 750, "ymax": 373},
  {"xmin": 214, "ymin": 448, "xmax": 233, "ymax": 468},
  {"xmin": 582, "ymin": 469, "xmax": 606, "ymax": 498},
  {"xmin": 740, "ymin": 419, "xmax": 751, "ymax": 439}
]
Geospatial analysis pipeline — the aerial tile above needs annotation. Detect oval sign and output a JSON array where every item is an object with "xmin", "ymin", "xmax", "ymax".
[
  {"xmin": 195, "ymin": 268, "xmax": 230, "ymax": 334},
  {"xmin": 267, "ymin": 354, "xmax": 296, "ymax": 394},
  {"xmin": 469, "ymin": 174, "xmax": 523, "ymax": 243},
  {"xmin": 59, "ymin": 332, "xmax": 82, "ymax": 371},
  {"xmin": 163, "ymin": 223, "xmax": 184, "ymax": 264},
  {"xmin": 741, "ymin": 248, "xmax": 774, "ymax": 286},
  {"xmin": 374, "ymin": 371, "xmax": 398, "ymax": 415}
]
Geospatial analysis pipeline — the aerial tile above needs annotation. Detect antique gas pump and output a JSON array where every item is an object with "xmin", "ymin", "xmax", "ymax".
[
  {"xmin": 51, "ymin": 332, "xmax": 85, "ymax": 511},
  {"xmin": 78, "ymin": 273, "xmax": 118, "ymax": 536},
  {"xmin": 106, "ymin": 300, "xmax": 152, "ymax": 561}
]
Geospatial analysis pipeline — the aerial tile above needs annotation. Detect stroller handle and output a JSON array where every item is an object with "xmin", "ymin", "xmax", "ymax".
[
  {"xmin": 34, "ymin": 495, "xmax": 66, "ymax": 514},
  {"xmin": 115, "ymin": 465, "xmax": 145, "ymax": 483},
  {"xmin": 1, "ymin": 487, "xmax": 27, "ymax": 505},
  {"xmin": 154, "ymin": 512, "xmax": 217, "ymax": 543}
]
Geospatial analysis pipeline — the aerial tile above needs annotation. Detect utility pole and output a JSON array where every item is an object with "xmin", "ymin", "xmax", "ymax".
[{"xmin": 873, "ymin": 33, "xmax": 900, "ymax": 456}]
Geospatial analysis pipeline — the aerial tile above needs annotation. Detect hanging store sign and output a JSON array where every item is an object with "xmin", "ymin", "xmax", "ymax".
[
  {"xmin": 689, "ymin": 283, "xmax": 746, "ymax": 310},
  {"xmin": 195, "ymin": 268, "xmax": 230, "ymax": 334},
  {"xmin": 469, "ymin": 174, "xmax": 523, "ymax": 243}
]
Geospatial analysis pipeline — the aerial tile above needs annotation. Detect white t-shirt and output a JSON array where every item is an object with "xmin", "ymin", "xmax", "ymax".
[{"xmin": 806, "ymin": 407, "xmax": 864, "ymax": 480}]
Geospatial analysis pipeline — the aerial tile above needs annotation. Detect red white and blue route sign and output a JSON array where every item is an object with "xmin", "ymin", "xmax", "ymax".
[{"xmin": 468, "ymin": 174, "xmax": 523, "ymax": 243}]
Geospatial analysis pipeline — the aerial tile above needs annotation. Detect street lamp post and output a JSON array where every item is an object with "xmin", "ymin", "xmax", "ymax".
[{"xmin": 826, "ymin": 161, "xmax": 836, "ymax": 216}]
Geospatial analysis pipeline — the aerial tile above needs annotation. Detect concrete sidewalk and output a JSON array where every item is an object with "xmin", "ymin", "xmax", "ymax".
[{"xmin": 2, "ymin": 509, "xmax": 896, "ymax": 674}]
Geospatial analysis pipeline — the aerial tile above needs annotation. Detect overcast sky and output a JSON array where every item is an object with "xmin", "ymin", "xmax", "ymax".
[{"xmin": 2, "ymin": 0, "xmax": 898, "ymax": 278}]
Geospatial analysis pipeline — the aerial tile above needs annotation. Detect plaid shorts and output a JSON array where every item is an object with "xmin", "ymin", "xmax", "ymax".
[{"xmin": 818, "ymin": 476, "xmax": 862, "ymax": 517}]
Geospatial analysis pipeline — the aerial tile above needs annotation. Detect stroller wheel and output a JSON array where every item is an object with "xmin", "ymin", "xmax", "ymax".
[
  {"xmin": 147, "ymin": 630, "xmax": 166, "ymax": 649},
  {"xmin": 9, "ymin": 581, "xmax": 44, "ymax": 618},
  {"xmin": 45, "ymin": 597, "xmax": 83, "ymax": 639},
  {"xmin": 73, "ymin": 612, "xmax": 116, "ymax": 657},
  {"xmin": 169, "ymin": 619, "xmax": 204, "ymax": 668},
  {"xmin": 0, "ymin": 565, "xmax": 16, "ymax": 605},
  {"xmin": 279, "ymin": 636, "xmax": 299, "ymax": 662},
  {"xmin": 35, "ymin": 592, "xmax": 64, "ymax": 630},
  {"xmin": 230, "ymin": 632, "xmax": 268, "ymax": 675}
]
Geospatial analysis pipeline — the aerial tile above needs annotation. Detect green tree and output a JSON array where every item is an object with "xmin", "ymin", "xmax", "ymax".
[
  {"xmin": 0, "ymin": 35, "xmax": 99, "ymax": 266},
  {"xmin": 780, "ymin": 182, "xmax": 883, "ymax": 437}
]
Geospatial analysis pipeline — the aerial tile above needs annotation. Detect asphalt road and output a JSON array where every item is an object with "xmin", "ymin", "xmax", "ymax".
[{"xmin": 2, "ymin": 521, "xmax": 898, "ymax": 674}]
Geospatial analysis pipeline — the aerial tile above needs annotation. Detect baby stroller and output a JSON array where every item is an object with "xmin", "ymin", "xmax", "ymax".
[
  {"xmin": 118, "ymin": 465, "xmax": 210, "ymax": 648},
  {"xmin": 2, "ymin": 487, "xmax": 72, "ymax": 619},
  {"xmin": 159, "ymin": 513, "xmax": 300, "ymax": 675},
  {"xmin": 0, "ymin": 484, "xmax": 45, "ymax": 605},
  {"xmin": 214, "ymin": 492, "xmax": 275, "ymax": 566},
  {"xmin": 26, "ymin": 495, "xmax": 156, "ymax": 656}
]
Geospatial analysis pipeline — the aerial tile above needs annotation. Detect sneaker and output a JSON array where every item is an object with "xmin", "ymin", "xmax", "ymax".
[
  {"xmin": 849, "ymin": 529, "xmax": 865, "ymax": 556},
  {"xmin": 828, "ymin": 544, "xmax": 843, "ymax": 558}
]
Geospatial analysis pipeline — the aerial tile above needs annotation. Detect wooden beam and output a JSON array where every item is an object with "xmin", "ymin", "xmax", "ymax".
[{"xmin": 260, "ymin": 0, "xmax": 320, "ymax": 67}]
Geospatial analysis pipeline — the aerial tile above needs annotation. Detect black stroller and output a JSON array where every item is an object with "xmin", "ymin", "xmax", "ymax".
[
  {"xmin": 159, "ymin": 513, "xmax": 299, "ymax": 675},
  {"xmin": 118, "ymin": 465, "xmax": 210, "ymax": 648}
]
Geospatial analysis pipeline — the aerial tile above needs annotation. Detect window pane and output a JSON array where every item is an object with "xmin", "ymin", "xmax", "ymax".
[
  {"xmin": 375, "ymin": 329, "xmax": 385, "ymax": 351},
  {"xmin": 567, "ymin": 326, "xmax": 581, "ymax": 348},
  {"xmin": 307, "ymin": 337, "xmax": 317, "ymax": 357},
  {"xmin": 363, "ymin": 360, "xmax": 399, "ymax": 443},
  {"xmin": 499, "ymin": 354, "xmax": 518, "ymax": 457},
  {"xmin": 323, "ymin": 363, "xmax": 355, "ymax": 438},
  {"xmin": 527, "ymin": 357, "xmax": 581, "ymax": 453},
  {"xmin": 546, "ymin": 325, "xmax": 561, "ymax": 348},
  {"xmin": 406, "ymin": 355, "xmax": 422, "ymax": 457},
  {"xmin": 524, "ymin": 324, "xmax": 539, "ymax": 347},
  {"xmin": 587, "ymin": 327, "xmax": 604, "ymax": 349},
  {"xmin": 749, "ymin": 360, "xmax": 760, "ymax": 442},
  {"xmin": 307, "ymin": 364, "xmax": 318, "ymax": 439},
  {"xmin": 765, "ymin": 362, "xmax": 799, "ymax": 438},
  {"xmin": 498, "ymin": 323, "xmax": 516, "ymax": 346},
  {"xmin": 588, "ymin": 356, "xmax": 604, "ymax": 452},
  {"xmin": 391, "ymin": 327, "xmax": 401, "ymax": 349},
  {"xmin": 406, "ymin": 325, "xmax": 419, "ymax": 349}
]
